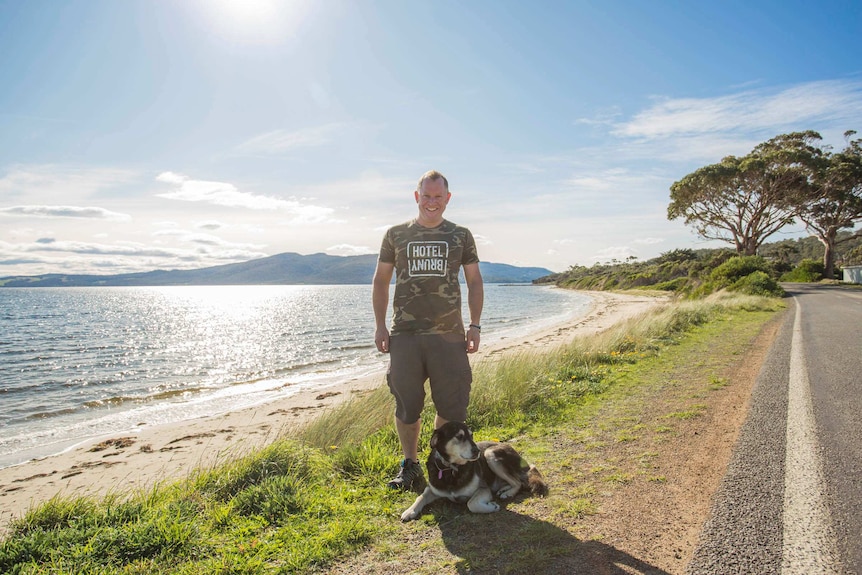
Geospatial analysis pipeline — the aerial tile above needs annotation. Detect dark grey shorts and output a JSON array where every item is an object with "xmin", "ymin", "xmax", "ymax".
[{"xmin": 386, "ymin": 334, "xmax": 472, "ymax": 424}]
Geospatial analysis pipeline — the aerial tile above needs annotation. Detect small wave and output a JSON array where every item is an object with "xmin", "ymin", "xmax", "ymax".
[
  {"xmin": 0, "ymin": 381, "xmax": 50, "ymax": 396},
  {"xmin": 337, "ymin": 343, "xmax": 375, "ymax": 352},
  {"xmin": 83, "ymin": 396, "xmax": 140, "ymax": 408},
  {"xmin": 150, "ymin": 387, "xmax": 206, "ymax": 400},
  {"xmin": 266, "ymin": 357, "xmax": 341, "ymax": 376},
  {"xmin": 83, "ymin": 386, "xmax": 207, "ymax": 408},
  {"xmin": 25, "ymin": 406, "xmax": 80, "ymax": 420}
]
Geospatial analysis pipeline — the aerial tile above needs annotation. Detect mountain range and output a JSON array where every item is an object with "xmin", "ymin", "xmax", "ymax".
[{"xmin": 0, "ymin": 253, "xmax": 554, "ymax": 287}]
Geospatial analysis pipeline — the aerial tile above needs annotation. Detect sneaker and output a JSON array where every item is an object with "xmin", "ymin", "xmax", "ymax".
[{"xmin": 387, "ymin": 458, "xmax": 424, "ymax": 490}]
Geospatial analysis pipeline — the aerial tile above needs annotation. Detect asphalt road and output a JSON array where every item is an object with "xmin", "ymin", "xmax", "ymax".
[{"xmin": 688, "ymin": 284, "xmax": 862, "ymax": 575}]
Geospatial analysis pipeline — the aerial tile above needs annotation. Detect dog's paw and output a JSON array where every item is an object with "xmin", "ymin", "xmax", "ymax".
[
  {"xmin": 400, "ymin": 509, "xmax": 419, "ymax": 522},
  {"xmin": 497, "ymin": 486, "xmax": 520, "ymax": 500},
  {"xmin": 490, "ymin": 501, "xmax": 500, "ymax": 512}
]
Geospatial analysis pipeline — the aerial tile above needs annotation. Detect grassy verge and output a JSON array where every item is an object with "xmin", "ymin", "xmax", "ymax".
[{"xmin": 0, "ymin": 292, "xmax": 784, "ymax": 574}]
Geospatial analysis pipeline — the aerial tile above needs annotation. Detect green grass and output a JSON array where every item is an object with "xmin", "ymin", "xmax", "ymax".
[{"xmin": 0, "ymin": 291, "xmax": 784, "ymax": 574}]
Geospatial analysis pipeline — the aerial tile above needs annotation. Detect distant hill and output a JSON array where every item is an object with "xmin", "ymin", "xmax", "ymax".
[{"xmin": 0, "ymin": 253, "xmax": 553, "ymax": 287}]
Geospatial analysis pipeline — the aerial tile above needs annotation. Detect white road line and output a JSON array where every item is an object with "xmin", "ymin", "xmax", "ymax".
[{"xmin": 782, "ymin": 297, "xmax": 840, "ymax": 574}]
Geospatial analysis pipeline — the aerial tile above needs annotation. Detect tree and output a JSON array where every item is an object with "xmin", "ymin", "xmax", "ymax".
[
  {"xmin": 798, "ymin": 131, "xmax": 862, "ymax": 279},
  {"xmin": 668, "ymin": 132, "xmax": 821, "ymax": 255}
]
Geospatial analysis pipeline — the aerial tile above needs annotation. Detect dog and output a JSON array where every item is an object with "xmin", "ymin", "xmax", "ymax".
[{"xmin": 400, "ymin": 421, "xmax": 548, "ymax": 521}]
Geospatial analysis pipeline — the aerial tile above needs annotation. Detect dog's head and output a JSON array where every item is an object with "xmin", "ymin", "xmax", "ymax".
[{"xmin": 430, "ymin": 421, "xmax": 480, "ymax": 465}]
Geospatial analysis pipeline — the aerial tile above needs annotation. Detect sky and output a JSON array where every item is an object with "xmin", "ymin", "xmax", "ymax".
[{"xmin": 1, "ymin": 0, "xmax": 861, "ymax": 277}]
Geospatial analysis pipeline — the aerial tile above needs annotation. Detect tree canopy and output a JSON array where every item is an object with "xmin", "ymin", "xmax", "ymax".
[
  {"xmin": 798, "ymin": 130, "xmax": 862, "ymax": 278},
  {"xmin": 668, "ymin": 131, "xmax": 819, "ymax": 255},
  {"xmin": 668, "ymin": 130, "xmax": 862, "ymax": 277}
]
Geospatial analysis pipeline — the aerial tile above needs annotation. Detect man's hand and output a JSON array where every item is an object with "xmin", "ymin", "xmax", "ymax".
[
  {"xmin": 375, "ymin": 327, "xmax": 391, "ymax": 353},
  {"xmin": 466, "ymin": 325, "xmax": 480, "ymax": 353}
]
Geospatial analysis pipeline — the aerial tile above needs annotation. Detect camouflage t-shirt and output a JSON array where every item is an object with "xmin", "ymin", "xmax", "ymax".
[{"xmin": 379, "ymin": 219, "xmax": 480, "ymax": 336}]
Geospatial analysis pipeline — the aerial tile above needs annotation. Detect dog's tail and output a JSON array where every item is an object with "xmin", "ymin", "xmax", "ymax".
[{"xmin": 526, "ymin": 464, "xmax": 549, "ymax": 497}]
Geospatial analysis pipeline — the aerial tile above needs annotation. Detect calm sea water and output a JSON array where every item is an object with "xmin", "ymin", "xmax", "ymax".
[{"xmin": 0, "ymin": 284, "xmax": 591, "ymax": 468}]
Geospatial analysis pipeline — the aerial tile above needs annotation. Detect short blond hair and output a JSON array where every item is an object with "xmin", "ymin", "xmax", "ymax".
[{"xmin": 417, "ymin": 170, "xmax": 449, "ymax": 191}]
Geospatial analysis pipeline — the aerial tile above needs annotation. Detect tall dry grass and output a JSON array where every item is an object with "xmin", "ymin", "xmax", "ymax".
[{"xmin": 299, "ymin": 292, "xmax": 781, "ymax": 448}]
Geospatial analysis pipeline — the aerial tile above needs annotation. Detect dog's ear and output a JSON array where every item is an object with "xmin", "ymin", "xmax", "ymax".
[{"xmin": 430, "ymin": 429, "xmax": 440, "ymax": 450}]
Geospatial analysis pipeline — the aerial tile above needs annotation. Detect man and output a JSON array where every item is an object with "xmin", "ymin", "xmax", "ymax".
[{"xmin": 373, "ymin": 170, "xmax": 484, "ymax": 490}]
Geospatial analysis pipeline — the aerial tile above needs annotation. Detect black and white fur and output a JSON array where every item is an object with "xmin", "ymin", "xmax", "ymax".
[{"xmin": 401, "ymin": 421, "xmax": 548, "ymax": 522}]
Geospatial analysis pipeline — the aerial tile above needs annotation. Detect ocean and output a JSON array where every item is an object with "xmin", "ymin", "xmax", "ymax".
[{"xmin": 0, "ymin": 284, "xmax": 592, "ymax": 469}]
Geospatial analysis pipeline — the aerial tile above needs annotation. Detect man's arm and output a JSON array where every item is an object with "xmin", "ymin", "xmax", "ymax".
[
  {"xmin": 372, "ymin": 260, "xmax": 395, "ymax": 353},
  {"xmin": 463, "ymin": 262, "xmax": 484, "ymax": 353}
]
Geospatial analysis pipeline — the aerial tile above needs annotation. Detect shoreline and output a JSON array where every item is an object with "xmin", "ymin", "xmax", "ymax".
[{"xmin": 0, "ymin": 290, "xmax": 666, "ymax": 534}]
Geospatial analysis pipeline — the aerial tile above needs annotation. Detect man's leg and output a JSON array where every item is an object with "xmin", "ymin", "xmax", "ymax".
[
  {"xmin": 427, "ymin": 336, "xmax": 472, "ymax": 427},
  {"xmin": 389, "ymin": 416, "xmax": 424, "ymax": 490},
  {"xmin": 395, "ymin": 416, "xmax": 422, "ymax": 462},
  {"xmin": 386, "ymin": 335, "xmax": 426, "ymax": 490}
]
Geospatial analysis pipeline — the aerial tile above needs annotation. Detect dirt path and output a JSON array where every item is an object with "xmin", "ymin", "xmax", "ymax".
[{"xmin": 573, "ymin": 311, "xmax": 784, "ymax": 573}]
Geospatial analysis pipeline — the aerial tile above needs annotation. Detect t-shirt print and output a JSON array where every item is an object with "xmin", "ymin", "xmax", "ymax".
[{"xmin": 407, "ymin": 241, "xmax": 449, "ymax": 277}]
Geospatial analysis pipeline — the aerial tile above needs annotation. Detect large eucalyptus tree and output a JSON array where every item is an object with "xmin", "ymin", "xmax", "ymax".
[
  {"xmin": 668, "ymin": 132, "xmax": 820, "ymax": 256},
  {"xmin": 798, "ymin": 131, "xmax": 862, "ymax": 278}
]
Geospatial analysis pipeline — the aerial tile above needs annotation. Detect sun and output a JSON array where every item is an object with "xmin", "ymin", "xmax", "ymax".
[{"xmin": 197, "ymin": 0, "xmax": 309, "ymax": 46}]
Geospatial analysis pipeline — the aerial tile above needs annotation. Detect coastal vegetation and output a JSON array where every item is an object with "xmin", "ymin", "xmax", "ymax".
[
  {"xmin": 0, "ymin": 292, "xmax": 783, "ymax": 574},
  {"xmin": 535, "ymin": 231, "xmax": 862, "ymax": 296}
]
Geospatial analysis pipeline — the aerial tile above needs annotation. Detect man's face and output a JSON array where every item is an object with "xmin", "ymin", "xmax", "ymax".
[{"xmin": 414, "ymin": 178, "xmax": 450, "ymax": 226}]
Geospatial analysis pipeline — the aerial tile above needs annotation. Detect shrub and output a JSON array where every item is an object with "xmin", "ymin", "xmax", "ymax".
[
  {"xmin": 780, "ymin": 259, "xmax": 824, "ymax": 282},
  {"xmin": 651, "ymin": 277, "xmax": 687, "ymax": 292},
  {"xmin": 709, "ymin": 256, "xmax": 774, "ymax": 286},
  {"xmin": 728, "ymin": 271, "xmax": 785, "ymax": 297}
]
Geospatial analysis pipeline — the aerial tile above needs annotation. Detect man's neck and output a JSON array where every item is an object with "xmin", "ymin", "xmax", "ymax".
[{"xmin": 415, "ymin": 216, "xmax": 445, "ymax": 228}]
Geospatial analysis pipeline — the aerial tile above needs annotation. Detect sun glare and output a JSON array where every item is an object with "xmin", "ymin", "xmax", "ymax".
[{"xmin": 197, "ymin": 0, "xmax": 308, "ymax": 46}]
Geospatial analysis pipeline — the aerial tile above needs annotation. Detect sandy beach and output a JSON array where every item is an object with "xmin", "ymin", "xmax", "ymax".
[{"xmin": 0, "ymin": 290, "xmax": 665, "ymax": 534}]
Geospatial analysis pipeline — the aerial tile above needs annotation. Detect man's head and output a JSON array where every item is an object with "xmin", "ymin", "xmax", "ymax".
[{"xmin": 415, "ymin": 170, "xmax": 451, "ymax": 227}]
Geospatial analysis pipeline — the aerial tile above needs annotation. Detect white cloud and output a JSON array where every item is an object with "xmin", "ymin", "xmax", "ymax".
[
  {"xmin": 499, "ymin": 162, "xmax": 547, "ymax": 175},
  {"xmin": 0, "ymin": 205, "xmax": 131, "ymax": 220},
  {"xmin": 563, "ymin": 168, "xmax": 667, "ymax": 195},
  {"xmin": 155, "ymin": 172, "xmax": 336, "ymax": 222},
  {"xmin": 613, "ymin": 79, "xmax": 862, "ymax": 140},
  {"xmin": 472, "ymin": 234, "xmax": 492, "ymax": 246},
  {"xmin": 0, "ymin": 165, "xmax": 139, "ymax": 200},
  {"xmin": 552, "ymin": 168, "xmax": 673, "ymax": 215},
  {"xmin": 195, "ymin": 220, "xmax": 224, "ymax": 230},
  {"xmin": 0, "ymin": 237, "xmax": 269, "ymax": 275},
  {"xmin": 8, "ymin": 238, "xmax": 185, "ymax": 258},
  {"xmin": 152, "ymin": 228, "xmax": 265, "ymax": 250},
  {"xmin": 236, "ymin": 123, "xmax": 345, "ymax": 155},
  {"xmin": 575, "ymin": 106, "xmax": 623, "ymax": 127},
  {"xmin": 326, "ymin": 244, "xmax": 375, "ymax": 256}
]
